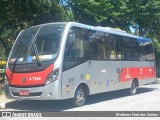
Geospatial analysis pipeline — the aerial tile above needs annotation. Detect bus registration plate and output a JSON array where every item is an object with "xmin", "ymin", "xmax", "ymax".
[{"xmin": 19, "ymin": 90, "xmax": 29, "ymax": 96}]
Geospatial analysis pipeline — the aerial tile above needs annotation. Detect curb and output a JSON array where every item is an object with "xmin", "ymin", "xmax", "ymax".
[
  {"xmin": 0, "ymin": 102, "xmax": 6, "ymax": 109},
  {"xmin": 0, "ymin": 99, "xmax": 15, "ymax": 109},
  {"xmin": 0, "ymin": 96, "xmax": 15, "ymax": 109}
]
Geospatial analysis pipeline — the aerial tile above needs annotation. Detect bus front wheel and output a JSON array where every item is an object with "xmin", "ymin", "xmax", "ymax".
[{"xmin": 73, "ymin": 86, "xmax": 86, "ymax": 107}]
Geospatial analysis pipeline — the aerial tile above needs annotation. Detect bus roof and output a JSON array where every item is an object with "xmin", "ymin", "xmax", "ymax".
[{"xmin": 29, "ymin": 22, "xmax": 152, "ymax": 41}]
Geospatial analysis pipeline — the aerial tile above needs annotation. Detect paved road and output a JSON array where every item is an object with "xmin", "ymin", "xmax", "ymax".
[{"xmin": 1, "ymin": 83, "xmax": 160, "ymax": 112}]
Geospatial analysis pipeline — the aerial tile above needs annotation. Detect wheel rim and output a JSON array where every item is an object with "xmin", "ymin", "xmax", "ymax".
[{"xmin": 75, "ymin": 88, "xmax": 86, "ymax": 106}]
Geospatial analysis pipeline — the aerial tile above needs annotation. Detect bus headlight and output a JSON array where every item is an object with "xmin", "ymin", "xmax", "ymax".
[{"xmin": 45, "ymin": 69, "xmax": 59, "ymax": 85}]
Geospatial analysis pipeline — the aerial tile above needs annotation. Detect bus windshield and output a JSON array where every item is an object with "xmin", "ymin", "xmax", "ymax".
[{"xmin": 9, "ymin": 23, "xmax": 65, "ymax": 64}]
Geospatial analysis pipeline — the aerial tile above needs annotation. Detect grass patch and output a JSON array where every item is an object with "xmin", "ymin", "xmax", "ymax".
[
  {"xmin": 0, "ymin": 84, "xmax": 5, "ymax": 96},
  {"xmin": 0, "ymin": 70, "xmax": 5, "ymax": 83},
  {"xmin": 0, "ymin": 70, "xmax": 5, "ymax": 74}
]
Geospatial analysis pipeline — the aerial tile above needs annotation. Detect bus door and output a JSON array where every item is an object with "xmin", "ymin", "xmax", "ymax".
[{"xmin": 62, "ymin": 27, "xmax": 90, "ymax": 99}]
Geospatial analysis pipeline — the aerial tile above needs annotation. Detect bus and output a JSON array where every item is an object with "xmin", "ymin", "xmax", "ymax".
[{"xmin": 5, "ymin": 22, "xmax": 156, "ymax": 106}]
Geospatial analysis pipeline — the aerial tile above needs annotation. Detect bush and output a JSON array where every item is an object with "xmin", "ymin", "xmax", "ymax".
[
  {"xmin": 0, "ymin": 61, "xmax": 6, "ymax": 70},
  {"xmin": 0, "ymin": 84, "xmax": 4, "ymax": 96}
]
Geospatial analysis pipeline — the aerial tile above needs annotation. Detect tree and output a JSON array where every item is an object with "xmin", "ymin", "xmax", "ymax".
[
  {"xmin": 67, "ymin": 0, "xmax": 160, "ymax": 35},
  {"xmin": 0, "ymin": 0, "xmax": 69, "ymax": 58}
]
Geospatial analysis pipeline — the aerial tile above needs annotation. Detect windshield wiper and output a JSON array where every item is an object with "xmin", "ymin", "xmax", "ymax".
[
  {"xmin": 28, "ymin": 27, "xmax": 42, "ymax": 66},
  {"xmin": 32, "ymin": 42, "xmax": 42, "ymax": 66}
]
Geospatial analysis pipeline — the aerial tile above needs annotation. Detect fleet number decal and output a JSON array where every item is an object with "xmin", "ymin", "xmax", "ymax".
[{"xmin": 29, "ymin": 77, "xmax": 41, "ymax": 81}]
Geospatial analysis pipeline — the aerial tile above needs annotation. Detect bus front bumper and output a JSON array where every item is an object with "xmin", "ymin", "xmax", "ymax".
[{"xmin": 5, "ymin": 81, "xmax": 61, "ymax": 100}]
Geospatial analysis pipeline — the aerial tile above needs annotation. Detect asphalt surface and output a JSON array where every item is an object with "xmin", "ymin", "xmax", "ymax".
[
  {"xmin": 1, "ymin": 83, "xmax": 160, "ymax": 120},
  {"xmin": 0, "ymin": 83, "xmax": 159, "ymax": 111}
]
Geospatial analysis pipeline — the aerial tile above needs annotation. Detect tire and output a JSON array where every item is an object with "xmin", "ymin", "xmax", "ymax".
[
  {"xmin": 73, "ymin": 86, "xmax": 86, "ymax": 107},
  {"xmin": 130, "ymin": 80, "xmax": 137, "ymax": 95}
]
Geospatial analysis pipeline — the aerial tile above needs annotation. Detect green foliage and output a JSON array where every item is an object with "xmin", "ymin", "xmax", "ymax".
[
  {"xmin": 0, "ymin": 0, "xmax": 69, "ymax": 59},
  {"xmin": 153, "ymin": 39, "xmax": 160, "ymax": 76},
  {"xmin": 0, "ymin": 47, "xmax": 6, "ymax": 60},
  {"xmin": 68, "ymin": 0, "xmax": 160, "ymax": 34},
  {"xmin": 0, "ymin": 84, "xmax": 4, "ymax": 95}
]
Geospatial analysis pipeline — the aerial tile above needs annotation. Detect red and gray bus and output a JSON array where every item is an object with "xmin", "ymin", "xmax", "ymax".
[{"xmin": 5, "ymin": 22, "xmax": 156, "ymax": 106}]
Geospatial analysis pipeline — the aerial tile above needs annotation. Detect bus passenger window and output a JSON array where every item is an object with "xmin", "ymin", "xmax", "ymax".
[
  {"xmin": 68, "ymin": 40, "xmax": 76, "ymax": 59},
  {"xmin": 110, "ymin": 51, "xmax": 116, "ymax": 60},
  {"xmin": 142, "ymin": 42, "xmax": 154, "ymax": 61},
  {"xmin": 90, "ymin": 42, "xmax": 98, "ymax": 59},
  {"xmin": 63, "ymin": 27, "xmax": 88, "ymax": 70},
  {"xmin": 122, "ymin": 38, "xmax": 135, "ymax": 61},
  {"xmin": 124, "ymin": 52, "xmax": 132, "ymax": 60}
]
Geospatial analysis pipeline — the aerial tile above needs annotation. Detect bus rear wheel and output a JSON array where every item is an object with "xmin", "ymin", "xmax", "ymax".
[
  {"xmin": 73, "ymin": 86, "xmax": 86, "ymax": 107},
  {"xmin": 130, "ymin": 80, "xmax": 138, "ymax": 95}
]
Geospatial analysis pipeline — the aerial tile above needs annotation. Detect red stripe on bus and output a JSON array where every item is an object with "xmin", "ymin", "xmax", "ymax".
[
  {"xmin": 6, "ymin": 64, "xmax": 54, "ymax": 86},
  {"xmin": 120, "ymin": 67, "xmax": 156, "ymax": 82}
]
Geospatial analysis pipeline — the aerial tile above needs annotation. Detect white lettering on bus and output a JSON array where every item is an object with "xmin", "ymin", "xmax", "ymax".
[{"xmin": 29, "ymin": 77, "xmax": 41, "ymax": 81}]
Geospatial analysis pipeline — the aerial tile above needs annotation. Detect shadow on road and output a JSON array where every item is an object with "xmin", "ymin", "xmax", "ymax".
[{"xmin": 5, "ymin": 86, "xmax": 157, "ymax": 111}]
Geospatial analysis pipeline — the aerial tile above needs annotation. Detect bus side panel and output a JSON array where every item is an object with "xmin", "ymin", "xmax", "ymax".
[
  {"xmin": 101, "ymin": 61, "xmax": 156, "ymax": 93},
  {"xmin": 61, "ymin": 60, "xmax": 156, "ymax": 99},
  {"xmin": 61, "ymin": 62, "xmax": 89, "ymax": 99},
  {"xmin": 61, "ymin": 61, "xmax": 106, "ymax": 99}
]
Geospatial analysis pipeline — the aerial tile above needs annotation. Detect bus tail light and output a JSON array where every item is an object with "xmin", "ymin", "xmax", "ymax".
[{"xmin": 45, "ymin": 68, "xmax": 59, "ymax": 85}]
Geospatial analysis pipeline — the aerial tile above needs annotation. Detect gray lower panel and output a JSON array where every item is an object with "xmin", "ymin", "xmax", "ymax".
[{"xmin": 8, "ymin": 80, "xmax": 61, "ymax": 100}]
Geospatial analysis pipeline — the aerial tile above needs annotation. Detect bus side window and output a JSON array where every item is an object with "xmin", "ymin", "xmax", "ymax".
[
  {"xmin": 122, "ymin": 38, "xmax": 135, "ymax": 61},
  {"xmin": 106, "ymin": 34, "xmax": 117, "ymax": 60},
  {"xmin": 63, "ymin": 32, "xmax": 76, "ymax": 69},
  {"xmin": 68, "ymin": 37, "xmax": 76, "ymax": 59},
  {"xmin": 64, "ymin": 34, "xmax": 74, "ymax": 58},
  {"xmin": 142, "ymin": 41, "xmax": 154, "ymax": 61},
  {"xmin": 89, "ymin": 31, "xmax": 107, "ymax": 60},
  {"xmin": 63, "ymin": 27, "xmax": 88, "ymax": 70},
  {"xmin": 90, "ymin": 42, "xmax": 98, "ymax": 59}
]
